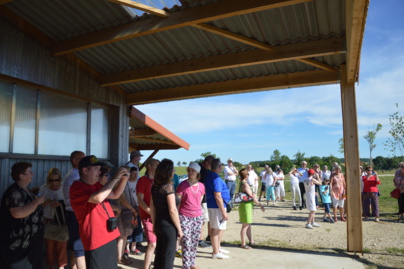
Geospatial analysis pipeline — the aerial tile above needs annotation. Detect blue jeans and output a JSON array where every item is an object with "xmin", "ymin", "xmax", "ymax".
[{"xmin": 226, "ymin": 180, "xmax": 236, "ymax": 204}]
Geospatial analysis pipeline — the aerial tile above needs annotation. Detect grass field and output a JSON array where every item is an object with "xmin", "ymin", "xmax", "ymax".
[{"xmin": 171, "ymin": 166, "xmax": 400, "ymax": 219}]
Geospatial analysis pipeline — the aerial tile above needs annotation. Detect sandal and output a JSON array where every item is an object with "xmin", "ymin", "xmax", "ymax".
[
  {"xmin": 241, "ymin": 244, "xmax": 251, "ymax": 249},
  {"xmin": 118, "ymin": 258, "xmax": 132, "ymax": 265}
]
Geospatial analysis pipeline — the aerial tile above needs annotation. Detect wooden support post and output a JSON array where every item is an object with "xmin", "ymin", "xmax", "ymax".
[
  {"xmin": 139, "ymin": 149, "xmax": 159, "ymax": 171},
  {"xmin": 340, "ymin": 65, "xmax": 363, "ymax": 253}
]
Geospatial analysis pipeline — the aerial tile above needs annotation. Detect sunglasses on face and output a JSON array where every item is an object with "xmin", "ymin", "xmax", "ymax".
[{"xmin": 49, "ymin": 179, "xmax": 60, "ymax": 183}]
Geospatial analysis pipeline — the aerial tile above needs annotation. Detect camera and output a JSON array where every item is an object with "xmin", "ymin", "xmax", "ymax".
[{"xmin": 107, "ymin": 217, "xmax": 118, "ymax": 232}]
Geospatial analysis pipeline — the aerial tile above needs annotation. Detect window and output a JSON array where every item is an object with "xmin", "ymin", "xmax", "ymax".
[
  {"xmin": 90, "ymin": 105, "xmax": 109, "ymax": 158},
  {"xmin": 38, "ymin": 92, "xmax": 87, "ymax": 155},
  {"xmin": 0, "ymin": 82, "xmax": 13, "ymax": 152}
]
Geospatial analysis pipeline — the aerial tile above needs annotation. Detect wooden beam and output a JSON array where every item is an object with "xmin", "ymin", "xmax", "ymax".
[
  {"xmin": 53, "ymin": 0, "xmax": 312, "ymax": 55},
  {"xmin": 340, "ymin": 65, "xmax": 363, "ymax": 253},
  {"xmin": 133, "ymin": 144, "xmax": 181, "ymax": 150},
  {"xmin": 193, "ymin": 23, "xmax": 336, "ymax": 71},
  {"xmin": 126, "ymin": 70, "xmax": 339, "ymax": 105},
  {"xmin": 345, "ymin": 0, "xmax": 369, "ymax": 82},
  {"xmin": 129, "ymin": 129, "xmax": 157, "ymax": 137},
  {"xmin": 132, "ymin": 137, "xmax": 178, "ymax": 145},
  {"xmin": 102, "ymin": 37, "xmax": 345, "ymax": 86},
  {"xmin": 107, "ymin": 0, "xmax": 170, "ymax": 17}
]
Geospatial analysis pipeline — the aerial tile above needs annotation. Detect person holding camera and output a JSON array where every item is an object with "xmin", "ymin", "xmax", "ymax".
[
  {"xmin": 319, "ymin": 178, "xmax": 333, "ymax": 223},
  {"xmin": 362, "ymin": 166, "xmax": 381, "ymax": 222},
  {"xmin": 70, "ymin": 156, "xmax": 129, "ymax": 269}
]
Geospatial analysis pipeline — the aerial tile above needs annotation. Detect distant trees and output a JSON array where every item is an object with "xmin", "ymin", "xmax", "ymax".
[
  {"xmin": 293, "ymin": 150, "xmax": 306, "ymax": 165},
  {"xmin": 338, "ymin": 138, "xmax": 344, "ymax": 155},
  {"xmin": 182, "ymin": 161, "xmax": 187, "ymax": 166},
  {"xmin": 270, "ymin": 149, "xmax": 282, "ymax": 163},
  {"xmin": 364, "ymin": 123, "xmax": 382, "ymax": 166},
  {"xmin": 372, "ymin": 155, "xmax": 403, "ymax": 171},
  {"xmin": 384, "ymin": 103, "xmax": 403, "ymax": 156}
]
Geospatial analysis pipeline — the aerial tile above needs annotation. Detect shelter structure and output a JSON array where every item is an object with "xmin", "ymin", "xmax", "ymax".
[{"xmin": 0, "ymin": 0, "xmax": 369, "ymax": 252}]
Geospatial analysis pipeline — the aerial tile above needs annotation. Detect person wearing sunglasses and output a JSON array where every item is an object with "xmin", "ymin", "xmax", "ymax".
[{"xmin": 40, "ymin": 168, "xmax": 67, "ymax": 269}]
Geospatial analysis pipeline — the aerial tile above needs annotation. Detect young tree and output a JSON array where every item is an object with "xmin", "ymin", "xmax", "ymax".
[
  {"xmin": 182, "ymin": 161, "xmax": 187, "ymax": 166},
  {"xmin": 270, "ymin": 149, "xmax": 281, "ymax": 164},
  {"xmin": 364, "ymin": 123, "xmax": 382, "ymax": 166},
  {"xmin": 338, "ymin": 138, "xmax": 344, "ymax": 155},
  {"xmin": 384, "ymin": 103, "xmax": 404, "ymax": 156},
  {"xmin": 177, "ymin": 161, "xmax": 181, "ymax": 167},
  {"xmin": 293, "ymin": 150, "xmax": 305, "ymax": 165}
]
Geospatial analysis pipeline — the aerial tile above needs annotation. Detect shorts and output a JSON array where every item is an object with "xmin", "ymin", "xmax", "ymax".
[
  {"xmin": 324, "ymin": 203, "xmax": 331, "ymax": 213},
  {"xmin": 141, "ymin": 217, "xmax": 157, "ymax": 244},
  {"xmin": 85, "ymin": 239, "xmax": 117, "ymax": 269},
  {"xmin": 332, "ymin": 196, "xmax": 345, "ymax": 207},
  {"xmin": 66, "ymin": 210, "xmax": 85, "ymax": 257},
  {"xmin": 201, "ymin": 202, "xmax": 209, "ymax": 222},
  {"xmin": 261, "ymin": 183, "xmax": 266, "ymax": 192},
  {"xmin": 208, "ymin": 208, "xmax": 227, "ymax": 230}
]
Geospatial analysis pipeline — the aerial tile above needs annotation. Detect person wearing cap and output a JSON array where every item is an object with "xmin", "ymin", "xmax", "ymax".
[
  {"xmin": 126, "ymin": 151, "xmax": 143, "ymax": 173},
  {"xmin": 176, "ymin": 162, "xmax": 205, "ymax": 269},
  {"xmin": 61, "ymin": 150, "xmax": 86, "ymax": 269},
  {"xmin": 198, "ymin": 155, "xmax": 214, "ymax": 247},
  {"xmin": 204, "ymin": 158, "xmax": 231, "ymax": 259},
  {"xmin": 136, "ymin": 158, "xmax": 160, "ymax": 269},
  {"xmin": 224, "ymin": 158, "xmax": 238, "ymax": 207},
  {"xmin": 304, "ymin": 169, "xmax": 322, "ymax": 229},
  {"xmin": 69, "ymin": 155, "xmax": 129, "ymax": 268},
  {"xmin": 246, "ymin": 164, "xmax": 258, "ymax": 194},
  {"xmin": 319, "ymin": 177, "xmax": 334, "ymax": 223}
]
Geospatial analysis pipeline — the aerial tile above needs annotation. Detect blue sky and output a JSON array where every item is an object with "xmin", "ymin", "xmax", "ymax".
[{"xmin": 136, "ymin": 0, "xmax": 404, "ymax": 165}]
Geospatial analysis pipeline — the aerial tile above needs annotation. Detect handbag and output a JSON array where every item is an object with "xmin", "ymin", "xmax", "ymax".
[
  {"xmin": 391, "ymin": 179, "xmax": 404, "ymax": 199},
  {"xmin": 44, "ymin": 207, "xmax": 69, "ymax": 242},
  {"xmin": 234, "ymin": 182, "xmax": 253, "ymax": 204},
  {"xmin": 390, "ymin": 188, "xmax": 400, "ymax": 199}
]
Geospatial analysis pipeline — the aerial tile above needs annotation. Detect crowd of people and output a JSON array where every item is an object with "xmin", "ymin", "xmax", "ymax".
[{"xmin": 0, "ymin": 150, "xmax": 402, "ymax": 269}]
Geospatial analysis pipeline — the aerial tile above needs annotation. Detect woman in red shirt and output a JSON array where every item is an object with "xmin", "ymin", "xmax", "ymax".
[{"xmin": 362, "ymin": 166, "xmax": 381, "ymax": 222}]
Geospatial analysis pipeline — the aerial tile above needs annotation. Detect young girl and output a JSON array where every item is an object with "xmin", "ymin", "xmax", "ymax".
[
  {"xmin": 304, "ymin": 169, "xmax": 322, "ymax": 229},
  {"xmin": 320, "ymin": 178, "xmax": 334, "ymax": 223}
]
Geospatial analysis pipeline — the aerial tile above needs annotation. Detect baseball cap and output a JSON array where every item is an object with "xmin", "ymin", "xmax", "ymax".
[
  {"xmin": 130, "ymin": 150, "xmax": 143, "ymax": 158},
  {"xmin": 104, "ymin": 161, "xmax": 114, "ymax": 168},
  {"xmin": 308, "ymin": 169, "xmax": 315, "ymax": 175},
  {"xmin": 78, "ymin": 155, "xmax": 105, "ymax": 170},
  {"xmin": 227, "ymin": 158, "xmax": 233, "ymax": 162},
  {"xmin": 188, "ymin": 162, "xmax": 201, "ymax": 173}
]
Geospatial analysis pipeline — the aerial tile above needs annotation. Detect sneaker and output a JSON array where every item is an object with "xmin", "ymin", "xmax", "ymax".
[
  {"xmin": 124, "ymin": 249, "xmax": 129, "ymax": 259},
  {"xmin": 293, "ymin": 206, "xmax": 297, "ymax": 210},
  {"xmin": 305, "ymin": 223, "xmax": 313, "ymax": 229},
  {"xmin": 219, "ymin": 248, "xmax": 229, "ymax": 254},
  {"xmin": 205, "ymin": 236, "xmax": 211, "ymax": 243},
  {"xmin": 175, "ymin": 249, "xmax": 182, "ymax": 258},
  {"xmin": 323, "ymin": 218, "xmax": 329, "ymax": 222},
  {"xmin": 198, "ymin": 240, "xmax": 210, "ymax": 248},
  {"xmin": 375, "ymin": 217, "xmax": 380, "ymax": 222},
  {"xmin": 299, "ymin": 206, "xmax": 302, "ymax": 210},
  {"xmin": 273, "ymin": 202, "xmax": 277, "ymax": 206},
  {"xmin": 363, "ymin": 217, "xmax": 368, "ymax": 221},
  {"xmin": 131, "ymin": 249, "xmax": 142, "ymax": 255},
  {"xmin": 311, "ymin": 222, "xmax": 320, "ymax": 227},
  {"xmin": 329, "ymin": 218, "xmax": 335, "ymax": 223},
  {"xmin": 212, "ymin": 252, "xmax": 229, "ymax": 259}
]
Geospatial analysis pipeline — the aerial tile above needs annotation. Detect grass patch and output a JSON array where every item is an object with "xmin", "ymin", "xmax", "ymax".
[{"xmin": 385, "ymin": 247, "xmax": 404, "ymax": 254}]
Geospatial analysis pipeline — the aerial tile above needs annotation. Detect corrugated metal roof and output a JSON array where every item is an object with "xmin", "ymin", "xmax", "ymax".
[{"xmin": 4, "ymin": 0, "xmax": 351, "ymax": 100}]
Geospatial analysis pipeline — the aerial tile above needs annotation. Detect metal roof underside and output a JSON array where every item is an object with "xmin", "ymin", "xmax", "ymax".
[
  {"xmin": 129, "ymin": 106, "xmax": 190, "ymax": 151},
  {"xmin": 1, "ymin": 0, "xmax": 369, "ymax": 105}
]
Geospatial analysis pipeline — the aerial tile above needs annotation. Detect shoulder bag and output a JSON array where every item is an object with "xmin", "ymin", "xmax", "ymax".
[
  {"xmin": 44, "ymin": 207, "xmax": 69, "ymax": 242},
  {"xmin": 234, "ymin": 182, "xmax": 253, "ymax": 204},
  {"xmin": 391, "ymin": 179, "xmax": 403, "ymax": 199}
]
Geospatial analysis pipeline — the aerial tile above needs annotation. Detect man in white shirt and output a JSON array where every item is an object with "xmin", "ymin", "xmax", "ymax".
[
  {"xmin": 224, "ymin": 158, "xmax": 238, "ymax": 206},
  {"xmin": 126, "ymin": 151, "xmax": 143, "ymax": 171},
  {"xmin": 259, "ymin": 165, "xmax": 269, "ymax": 201},
  {"xmin": 297, "ymin": 161, "xmax": 308, "ymax": 208},
  {"xmin": 247, "ymin": 164, "xmax": 259, "ymax": 193}
]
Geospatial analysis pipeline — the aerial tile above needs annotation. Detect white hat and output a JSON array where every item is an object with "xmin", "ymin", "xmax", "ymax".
[
  {"xmin": 188, "ymin": 162, "xmax": 201, "ymax": 173},
  {"xmin": 227, "ymin": 158, "xmax": 233, "ymax": 162}
]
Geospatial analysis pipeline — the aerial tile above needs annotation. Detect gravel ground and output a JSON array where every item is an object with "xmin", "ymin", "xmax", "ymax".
[{"xmin": 222, "ymin": 201, "xmax": 404, "ymax": 268}]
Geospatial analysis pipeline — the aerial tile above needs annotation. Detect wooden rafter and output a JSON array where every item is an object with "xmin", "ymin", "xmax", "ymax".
[
  {"xmin": 53, "ymin": 0, "xmax": 312, "ymax": 55},
  {"xmin": 102, "ymin": 37, "xmax": 344, "ymax": 86},
  {"xmin": 107, "ymin": 0, "xmax": 169, "ymax": 17},
  {"xmin": 193, "ymin": 23, "xmax": 337, "ymax": 71},
  {"xmin": 132, "ymin": 137, "xmax": 178, "ymax": 145},
  {"xmin": 129, "ymin": 129, "xmax": 157, "ymax": 137},
  {"xmin": 345, "ymin": 0, "xmax": 369, "ymax": 82},
  {"xmin": 126, "ymin": 70, "xmax": 339, "ymax": 105}
]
